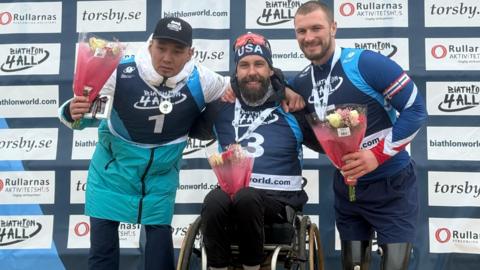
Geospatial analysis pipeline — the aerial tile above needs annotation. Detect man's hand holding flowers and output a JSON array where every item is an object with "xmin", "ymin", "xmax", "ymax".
[
  {"xmin": 69, "ymin": 95, "xmax": 91, "ymax": 121},
  {"xmin": 340, "ymin": 149, "xmax": 379, "ymax": 182}
]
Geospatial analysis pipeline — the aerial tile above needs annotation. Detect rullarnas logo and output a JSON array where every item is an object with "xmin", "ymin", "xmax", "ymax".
[
  {"xmin": 0, "ymin": 12, "xmax": 13, "ymax": 25},
  {"xmin": 1, "ymin": 46, "xmax": 50, "ymax": 72},
  {"xmin": 0, "ymin": 218, "xmax": 42, "ymax": 246},
  {"xmin": 435, "ymin": 227, "xmax": 451, "ymax": 243},
  {"xmin": 339, "ymin": 3, "xmax": 356, "ymax": 16},
  {"xmin": 256, "ymin": 0, "xmax": 302, "ymax": 26},
  {"xmin": 0, "ymin": 10, "xmax": 57, "ymax": 25},
  {"xmin": 435, "ymin": 227, "xmax": 480, "ymax": 244},
  {"xmin": 431, "ymin": 45, "xmax": 448, "ymax": 59},
  {"xmin": 339, "ymin": 2, "xmax": 404, "ymax": 17}
]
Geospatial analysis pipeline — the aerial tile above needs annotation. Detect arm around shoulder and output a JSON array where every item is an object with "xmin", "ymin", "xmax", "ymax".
[
  {"xmin": 196, "ymin": 64, "xmax": 230, "ymax": 103},
  {"xmin": 292, "ymin": 110, "xmax": 323, "ymax": 153}
]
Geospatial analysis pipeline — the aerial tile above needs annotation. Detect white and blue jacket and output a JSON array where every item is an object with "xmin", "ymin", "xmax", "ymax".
[
  {"xmin": 290, "ymin": 47, "xmax": 427, "ymax": 181},
  {"xmin": 59, "ymin": 41, "xmax": 229, "ymax": 224}
]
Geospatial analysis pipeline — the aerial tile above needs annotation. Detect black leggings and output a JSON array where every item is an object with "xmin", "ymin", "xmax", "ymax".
[{"xmin": 200, "ymin": 187, "xmax": 286, "ymax": 268}]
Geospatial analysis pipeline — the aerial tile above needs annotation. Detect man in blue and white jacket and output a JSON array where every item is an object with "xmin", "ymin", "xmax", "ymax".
[
  {"xmin": 59, "ymin": 17, "xmax": 229, "ymax": 270},
  {"xmin": 290, "ymin": 2, "xmax": 428, "ymax": 270}
]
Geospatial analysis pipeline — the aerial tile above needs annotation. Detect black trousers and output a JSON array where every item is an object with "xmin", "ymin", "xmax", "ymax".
[
  {"xmin": 200, "ymin": 187, "xmax": 286, "ymax": 268},
  {"xmin": 88, "ymin": 217, "xmax": 174, "ymax": 270}
]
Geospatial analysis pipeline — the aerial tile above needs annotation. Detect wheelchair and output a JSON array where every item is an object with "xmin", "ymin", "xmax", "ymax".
[{"xmin": 177, "ymin": 206, "xmax": 324, "ymax": 270}]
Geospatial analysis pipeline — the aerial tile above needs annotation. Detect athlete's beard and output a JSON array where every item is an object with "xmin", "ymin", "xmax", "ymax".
[
  {"xmin": 238, "ymin": 74, "xmax": 272, "ymax": 106},
  {"xmin": 301, "ymin": 35, "xmax": 334, "ymax": 63}
]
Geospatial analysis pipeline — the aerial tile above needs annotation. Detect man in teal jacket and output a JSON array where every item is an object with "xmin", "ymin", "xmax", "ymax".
[{"xmin": 59, "ymin": 17, "xmax": 229, "ymax": 270}]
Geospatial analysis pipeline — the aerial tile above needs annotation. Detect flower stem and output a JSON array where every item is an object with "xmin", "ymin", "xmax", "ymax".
[{"xmin": 348, "ymin": 185, "xmax": 356, "ymax": 202}]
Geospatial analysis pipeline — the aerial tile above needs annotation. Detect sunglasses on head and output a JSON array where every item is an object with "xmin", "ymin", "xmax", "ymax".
[{"xmin": 233, "ymin": 32, "xmax": 271, "ymax": 51}]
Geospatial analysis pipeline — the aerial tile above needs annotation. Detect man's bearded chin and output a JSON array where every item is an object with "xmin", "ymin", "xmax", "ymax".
[
  {"xmin": 238, "ymin": 75, "xmax": 272, "ymax": 106},
  {"xmin": 302, "ymin": 38, "xmax": 332, "ymax": 62}
]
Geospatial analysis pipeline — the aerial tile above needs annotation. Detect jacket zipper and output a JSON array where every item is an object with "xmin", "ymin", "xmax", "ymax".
[{"xmin": 137, "ymin": 148, "xmax": 155, "ymax": 223}]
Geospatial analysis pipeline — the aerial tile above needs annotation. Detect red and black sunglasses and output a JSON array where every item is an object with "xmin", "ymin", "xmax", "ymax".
[{"xmin": 233, "ymin": 32, "xmax": 271, "ymax": 52}]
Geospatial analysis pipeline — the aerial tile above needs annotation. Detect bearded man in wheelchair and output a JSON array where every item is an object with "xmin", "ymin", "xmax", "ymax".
[{"xmin": 188, "ymin": 32, "xmax": 323, "ymax": 270}]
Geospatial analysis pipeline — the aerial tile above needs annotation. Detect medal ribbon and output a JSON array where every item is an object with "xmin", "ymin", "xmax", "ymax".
[
  {"xmin": 145, "ymin": 80, "xmax": 184, "ymax": 112},
  {"xmin": 311, "ymin": 45, "xmax": 341, "ymax": 120},
  {"xmin": 233, "ymin": 99, "xmax": 278, "ymax": 143}
]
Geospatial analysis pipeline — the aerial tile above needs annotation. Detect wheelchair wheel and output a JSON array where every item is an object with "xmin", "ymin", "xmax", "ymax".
[
  {"xmin": 177, "ymin": 216, "xmax": 205, "ymax": 270},
  {"xmin": 307, "ymin": 223, "xmax": 324, "ymax": 270},
  {"xmin": 298, "ymin": 216, "xmax": 309, "ymax": 270}
]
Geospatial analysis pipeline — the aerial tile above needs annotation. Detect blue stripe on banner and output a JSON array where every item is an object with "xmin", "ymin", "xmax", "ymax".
[{"xmin": 0, "ymin": 118, "xmax": 66, "ymax": 270}]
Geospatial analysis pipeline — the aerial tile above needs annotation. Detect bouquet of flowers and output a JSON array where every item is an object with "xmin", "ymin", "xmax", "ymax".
[
  {"xmin": 72, "ymin": 33, "xmax": 125, "ymax": 127},
  {"xmin": 306, "ymin": 104, "xmax": 367, "ymax": 202},
  {"xmin": 206, "ymin": 144, "xmax": 255, "ymax": 198}
]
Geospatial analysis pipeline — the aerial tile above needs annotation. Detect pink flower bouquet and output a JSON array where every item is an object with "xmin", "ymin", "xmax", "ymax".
[
  {"xmin": 307, "ymin": 104, "xmax": 367, "ymax": 202},
  {"xmin": 72, "ymin": 33, "xmax": 125, "ymax": 127},
  {"xmin": 207, "ymin": 144, "xmax": 254, "ymax": 198},
  {"xmin": 74, "ymin": 33, "xmax": 124, "ymax": 102}
]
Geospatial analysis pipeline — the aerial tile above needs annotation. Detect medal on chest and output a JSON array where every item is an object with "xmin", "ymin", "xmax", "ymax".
[{"xmin": 159, "ymin": 99, "xmax": 173, "ymax": 114}]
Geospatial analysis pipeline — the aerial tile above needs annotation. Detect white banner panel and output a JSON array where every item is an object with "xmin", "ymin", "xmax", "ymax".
[
  {"xmin": 177, "ymin": 169, "xmax": 319, "ymax": 204},
  {"xmin": 430, "ymin": 218, "xmax": 480, "ymax": 254},
  {"xmin": 426, "ymin": 38, "xmax": 480, "ymax": 70},
  {"xmin": 171, "ymin": 214, "xmax": 198, "ymax": 249},
  {"xmin": 0, "ymin": 171, "xmax": 55, "ymax": 204},
  {"xmin": 426, "ymin": 81, "xmax": 480, "ymax": 115},
  {"xmin": 425, "ymin": 0, "xmax": 480, "ymax": 27},
  {"xmin": 245, "ymin": 0, "xmax": 309, "ymax": 29},
  {"xmin": 0, "ymin": 2, "xmax": 62, "ymax": 34},
  {"xmin": 303, "ymin": 146, "xmax": 319, "ymax": 159},
  {"xmin": 0, "ymin": 44, "xmax": 61, "ymax": 75},
  {"xmin": 0, "ymin": 215, "xmax": 54, "ymax": 249},
  {"xmin": 182, "ymin": 138, "xmax": 216, "ymax": 159},
  {"xmin": 192, "ymin": 39, "xmax": 229, "ymax": 72},
  {"xmin": 0, "ymin": 128, "xmax": 57, "ymax": 160},
  {"xmin": 71, "ymin": 128, "xmax": 98, "ymax": 160},
  {"xmin": 334, "ymin": 0, "xmax": 409, "ymax": 28},
  {"xmin": 162, "ymin": 0, "xmax": 230, "ymax": 29},
  {"xmin": 98, "ymin": 39, "xmax": 229, "ymax": 73},
  {"xmin": 0, "ymin": 85, "xmax": 59, "ymax": 118},
  {"xmin": 76, "ymin": 0, "xmax": 146, "ymax": 32},
  {"xmin": 70, "ymin": 170, "xmax": 87, "ymax": 204},
  {"xmin": 123, "ymin": 42, "xmax": 143, "ymax": 59},
  {"xmin": 336, "ymin": 38, "xmax": 410, "ymax": 70},
  {"xmin": 303, "ymin": 170, "xmax": 319, "ymax": 204},
  {"xmin": 428, "ymin": 171, "xmax": 480, "ymax": 207},
  {"xmin": 427, "ymin": 127, "xmax": 480, "ymax": 161},
  {"xmin": 270, "ymin": 39, "xmax": 309, "ymax": 72},
  {"xmin": 67, "ymin": 215, "xmax": 141, "ymax": 249},
  {"xmin": 177, "ymin": 169, "xmax": 218, "ymax": 203}
]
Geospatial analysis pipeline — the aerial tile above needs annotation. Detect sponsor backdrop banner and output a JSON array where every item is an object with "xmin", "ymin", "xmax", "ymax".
[{"xmin": 0, "ymin": 0, "xmax": 479, "ymax": 269}]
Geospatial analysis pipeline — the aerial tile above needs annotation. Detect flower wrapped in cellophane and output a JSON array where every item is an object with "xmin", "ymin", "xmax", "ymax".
[
  {"xmin": 306, "ymin": 104, "xmax": 367, "ymax": 202},
  {"xmin": 72, "ymin": 33, "xmax": 125, "ymax": 126},
  {"xmin": 206, "ymin": 144, "xmax": 255, "ymax": 198}
]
